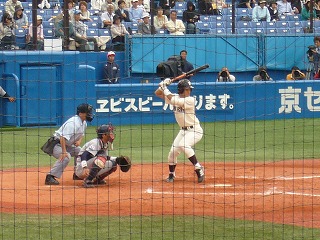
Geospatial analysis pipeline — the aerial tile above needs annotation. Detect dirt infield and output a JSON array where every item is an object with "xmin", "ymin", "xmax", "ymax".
[{"xmin": 0, "ymin": 160, "xmax": 320, "ymax": 228}]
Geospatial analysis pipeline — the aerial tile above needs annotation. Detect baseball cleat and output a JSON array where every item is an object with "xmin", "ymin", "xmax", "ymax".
[
  {"xmin": 166, "ymin": 173, "xmax": 175, "ymax": 182},
  {"xmin": 73, "ymin": 173, "xmax": 82, "ymax": 180},
  {"xmin": 82, "ymin": 180, "xmax": 95, "ymax": 188},
  {"xmin": 195, "ymin": 167, "xmax": 205, "ymax": 183},
  {"xmin": 93, "ymin": 177, "xmax": 107, "ymax": 185},
  {"xmin": 45, "ymin": 174, "xmax": 59, "ymax": 185}
]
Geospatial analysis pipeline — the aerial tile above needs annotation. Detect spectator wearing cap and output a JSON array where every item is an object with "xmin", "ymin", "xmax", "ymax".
[
  {"xmin": 13, "ymin": 5, "xmax": 28, "ymax": 29},
  {"xmin": 268, "ymin": 1, "xmax": 280, "ymax": 21},
  {"xmin": 301, "ymin": 0, "xmax": 317, "ymax": 20},
  {"xmin": 111, "ymin": 15, "xmax": 129, "ymax": 43},
  {"xmin": 72, "ymin": 10, "xmax": 99, "ymax": 51},
  {"xmin": 165, "ymin": 10, "xmax": 185, "ymax": 35},
  {"xmin": 252, "ymin": 0, "xmax": 271, "ymax": 22},
  {"xmin": 129, "ymin": 0, "xmax": 144, "ymax": 23},
  {"xmin": 5, "ymin": 0, "xmax": 22, "ymax": 16},
  {"xmin": 115, "ymin": 0, "xmax": 131, "ymax": 22},
  {"xmin": 101, "ymin": 4, "xmax": 115, "ymax": 28},
  {"xmin": 103, "ymin": 51, "xmax": 120, "ymax": 84},
  {"xmin": 27, "ymin": 15, "xmax": 44, "ymax": 50},
  {"xmin": 138, "ymin": 12, "xmax": 155, "ymax": 34}
]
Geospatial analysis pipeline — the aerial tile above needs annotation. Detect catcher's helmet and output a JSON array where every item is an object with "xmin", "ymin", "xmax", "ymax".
[
  {"xmin": 77, "ymin": 103, "xmax": 94, "ymax": 122},
  {"xmin": 96, "ymin": 124, "xmax": 114, "ymax": 136},
  {"xmin": 177, "ymin": 79, "xmax": 194, "ymax": 94}
]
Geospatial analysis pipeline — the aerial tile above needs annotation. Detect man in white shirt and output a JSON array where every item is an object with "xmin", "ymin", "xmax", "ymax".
[
  {"xmin": 165, "ymin": 10, "xmax": 185, "ymax": 35},
  {"xmin": 101, "ymin": 4, "xmax": 115, "ymax": 28},
  {"xmin": 276, "ymin": 0, "xmax": 299, "ymax": 15},
  {"xmin": 252, "ymin": 0, "xmax": 271, "ymax": 22}
]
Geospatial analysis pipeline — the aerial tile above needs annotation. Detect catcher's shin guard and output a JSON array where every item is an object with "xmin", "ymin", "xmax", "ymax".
[{"xmin": 85, "ymin": 162, "xmax": 101, "ymax": 182}]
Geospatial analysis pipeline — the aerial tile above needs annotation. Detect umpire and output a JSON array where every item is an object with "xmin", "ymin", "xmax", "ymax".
[{"xmin": 44, "ymin": 103, "xmax": 94, "ymax": 185}]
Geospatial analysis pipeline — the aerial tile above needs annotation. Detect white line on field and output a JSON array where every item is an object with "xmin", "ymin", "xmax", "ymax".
[
  {"xmin": 237, "ymin": 175, "xmax": 320, "ymax": 180},
  {"xmin": 145, "ymin": 187, "xmax": 320, "ymax": 197}
]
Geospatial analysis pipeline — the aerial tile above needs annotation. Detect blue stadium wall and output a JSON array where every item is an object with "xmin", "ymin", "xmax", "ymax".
[{"xmin": 0, "ymin": 35, "xmax": 319, "ymax": 127}]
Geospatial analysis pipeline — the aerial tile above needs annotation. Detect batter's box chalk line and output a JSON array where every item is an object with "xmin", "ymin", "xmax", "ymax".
[
  {"xmin": 145, "ymin": 187, "xmax": 320, "ymax": 197},
  {"xmin": 237, "ymin": 175, "xmax": 320, "ymax": 180}
]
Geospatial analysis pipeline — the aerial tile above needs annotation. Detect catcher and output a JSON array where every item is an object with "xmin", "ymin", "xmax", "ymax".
[{"xmin": 74, "ymin": 123, "xmax": 131, "ymax": 188}]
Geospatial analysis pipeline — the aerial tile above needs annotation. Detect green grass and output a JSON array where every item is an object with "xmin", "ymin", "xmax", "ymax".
[
  {"xmin": 1, "ymin": 118, "xmax": 319, "ymax": 169},
  {"xmin": 1, "ymin": 118, "xmax": 320, "ymax": 239},
  {"xmin": 0, "ymin": 214, "xmax": 319, "ymax": 240}
]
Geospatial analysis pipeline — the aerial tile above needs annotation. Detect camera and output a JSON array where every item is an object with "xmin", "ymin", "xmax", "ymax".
[
  {"xmin": 259, "ymin": 69, "xmax": 267, "ymax": 79},
  {"xmin": 307, "ymin": 45, "xmax": 316, "ymax": 62},
  {"xmin": 220, "ymin": 70, "xmax": 228, "ymax": 78}
]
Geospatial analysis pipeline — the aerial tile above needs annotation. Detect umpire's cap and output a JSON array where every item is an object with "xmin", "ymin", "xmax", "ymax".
[
  {"xmin": 177, "ymin": 79, "xmax": 193, "ymax": 94},
  {"xmin": 77, "ymin": 103, "xmax": 94, "ymax": 122},
  {"xmin": 97, "ymin": 123, "xmax": 114, "ymax": 136}
]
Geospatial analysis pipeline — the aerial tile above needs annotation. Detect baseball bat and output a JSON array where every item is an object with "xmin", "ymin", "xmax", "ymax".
[{"xmin": 170, "ymin": 64, "xmax": 210, "ymax": 83}]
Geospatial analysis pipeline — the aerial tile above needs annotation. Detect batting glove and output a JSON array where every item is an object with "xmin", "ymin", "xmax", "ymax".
[
  {"xmin": 159, "ymin": 81, "xmax": 167, "ymax": 91},
  {"xmin": 163, "ymin": 78, "xmax": 172, "ymax": 86}
]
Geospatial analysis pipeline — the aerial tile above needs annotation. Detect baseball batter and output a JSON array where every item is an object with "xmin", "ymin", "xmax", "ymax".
[
  {"xmin": 154, "ymin": 78, "xmax": 205, "ymax": 183},
  {"xmin": 74, "ymin": 123, "xmax": 131, "ymax": 188},
  {"xmin": 44, "ymin": 103, "xmax": 94, "ymax": 185}
]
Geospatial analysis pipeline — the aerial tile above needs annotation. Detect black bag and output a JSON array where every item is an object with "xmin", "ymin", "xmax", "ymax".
[
  {"xmin": 156, "ymin": 55, "xmax": 183, "ymax": 78},
  {"xmin": 41, "ymin": 137, "xmax": 60, "ymax": 155}
]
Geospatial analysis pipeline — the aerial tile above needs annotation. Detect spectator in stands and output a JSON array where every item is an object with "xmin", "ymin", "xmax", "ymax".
[
  {"xmin": 237, "ymin": 0, "xmax": 255, "ymax": 9},
  {"xmin": 68, "ymin": 0, "xmax": 76, "ymax": 20},
  {"xmin": 27, "ymin": 15, "xmax": 44, "ymax": 50},
  {"xmin": 277, "ymin": 0, "xmax": 299, "ymax": 15},
  {"xmin": 110, "ymin": 15, "xmax": 130, "ymax": 43},
  {"xmin": 159, "ymin": 0, "xmax": 175, "ymax": 17},
  {"xmin": 0, "ymin": 12, "xmax": 17, "ymax": 50},
  {"xmin": 268, "ymin": 1, "xmax": 280, "ymax": 21},
  {"xmin": 182, "ymin": 1, "xmax": 199, "ymax": 34},
  {"xmin": 198, "ymin": 0, "xmax": 215, "ymax": 15},
  {"xmin": 103, "ymin": 51, "xmax": 120, "ymax": 84},
  {"xmin": 91, "ymin": 0, "xmax": 105, "ymax": 12},
  {"xmin": 101, "ymin": 4, "xmax": 115, "ymax": 28},
  {"xmin": 166, "ymin": 10, "xmax": 185, "ymax": 35},
  {"xmin": 252, "ymin": 0, "xmax": 271, "ymax": 22},
  {"xmin": 72, "ymin": 10, "xmax": 99, "ymax": 51},
  {"xmin": 139, "ymin": 0, "xmax": 151, "ymax": 13},
  {"xmin": 154, "ymin": 6, "xmax": 168, "ymax": 33},
  {"xmin": 180, "ymin": 50, "xmax": 194, "ymax": 74},
  {"xmin": 115, "ymin": 0, "xmax": 131, "ymax": 22},
  {"xmin": 312, "ymin": 36, "xmax": 320, "ymax": 75},
  {"xmin": 13, "ymin": 5, "xmax": 28, "ymax": 29},
  {"xmin": 129, "ymin": 0, "xmax": 144, "ymax": 23},
  {"xmin": 217, "ymin": 67, "xmax": 236, "ymax": 82},
  {"xmin": 286, "ymin": 66, "xmax": 306, "ymax": 80},
  {"xmin": 102, "ymin": 0, "xmax": 118, "ymax": 12},
  {"xmin": 315, "ymin": 0, "xmax": 320, "ymax": 18},
  {"xmin": 79, "ymin": 1, "xmax": 92, "ymax": 22},
  {"xmin": 253, "ymin": 67, "xmax": 273, "ymax": 81},
  {"xmin": 301, "ymin": 0, "xmax": 317, "ymax": 20},
  {"xmin": 290, "ymin": 0, "xmax": 303, "ymax": 14},
  {"xmin": 5, "ymin": 0, "xmax": 22, "ymax": 16},
  {"xmin": 38, "ymin": 0, "xmax": 50, "ymax": 9},
  {"xmin": 0, "ymin": 85, "xmax": 15, "ymax": 102},
  {"xmin": 212, "ymin": 0, "xmax": 228, "ymax": 14},
  {"xmin": 138, "ymin": 12, "xmax": 155, "ymax": 34}
]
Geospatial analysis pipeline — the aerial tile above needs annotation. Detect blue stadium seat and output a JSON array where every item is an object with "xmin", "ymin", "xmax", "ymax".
[
  {"xmin": 236, "ymin": 8, "xmax": 248, "ymax": 15},
  {"xmin": 195, "ymin": 22, "xmax": 211, "ymax": 33},
  {"xmin": 15, "ymin": 28, "xmax": 28, "ymax": 49},
  {"xmin": 275, "ymin": 21, "xmax": 289, "ymax": 28},
  {"xmin": 237, "ymin": 21, "xmax": 251, "ymax": 28},
  {"xmin": 225, "ymin": 28, "xmax": 236, "ymax": 34},
  {"xmin": 209, "ymin": 28, "xmax": 226, "ymax": 34},
  {"xmin": 278, "ymin": 15, "xmax": 288, "ymax": 21},
  {"xmin": 276, "ymin": 28, "xmax": 290, "ymax": 34},
  {"xmin": 42, "ymin": 21, "xmax": 55, "ymax": 29},
  {"xmin": 265, "ymin": 28, "xmax": 277, "ymax": 34},
  {"xmin": 213, "ymin": 15, "xmax": 226, "ymax": 21},
  {"xmin": 289, "ymin": 28, "xmax": 304, "ymax": 34},
  {"xmin": 98, "ymin": 28, "xmax": 111, "ymax": 37},
  {"xmin": 174, "ymin": 2, "xmax": 187, "ymax": 9},
  {"xmin": 43, "ymin": 28, "xmax": 55, "ymax": 38},
  {"xmin": 301, "ymin": 20, "xmax": 310, "ymax": 28},
  {"xmin": 199, "ymin": 15, "xmax": 211, "ymax": 22},
  {"xmin": 237, "ymin": 28, "xmax": 252, "ymax": 34},
  {"xmin": 251, "ymin": 28, "xmax": 265, "ymax": 34},
  {"xmin": 176, "ymin": 9, "xmax": 184, "ymax": 18},
  {"xmin": 287, "ymin": 14, "xmax": 301, "ymax": 21},
  {"xmin": 89, "ymin": 9, "xmax": 100, "ymax": 15},
  {"xmin": 221, "ymin": 8, "xmax": 232, "ymax": 15},
  {"xmin": 21, "ymin": 2, "xmax": 31, "ymax": 9},
  {"xmin": 288, "ymin": 21, "xmax": 302, "ymax": 28},
  {"xmin": 91, "ymin": 15, "xmax": 100, "ymax": 22},
  {"xmin": 251, "ymin": 21, "xmax": 266, "ymax": 28},
  {"xmin": 86, "ymin": 29, "xmax": 99, "ymax": 37},
  {"xmin": 86, "ymin": 21, "xmax": 99, "ymax": 29},
  {"xmin": 266, "ymin": 21, "xmax": 276, "ymax": 28},
  {"xmin": 212, "ymin": 21, "xmax": 224, "ymax": 28},
  {"xmin": 314, "ymin": 21, "xmax": 320, "ymax": 28}
]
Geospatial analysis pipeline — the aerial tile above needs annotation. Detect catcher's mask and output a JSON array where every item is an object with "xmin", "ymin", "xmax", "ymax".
[
  {"xmin": 77, "ymin": 103, "xmax": 94, "ymax": 122},
  {"xmin": 177, "ymin": 79, "xmax": 194, "ymax": 94},
  {"xmin": 96, "ymin": 124, "xmax": 115, "ymax": 143}
]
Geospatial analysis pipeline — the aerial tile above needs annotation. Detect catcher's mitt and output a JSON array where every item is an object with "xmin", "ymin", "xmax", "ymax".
[{"xmin": 116, "ymin": 156, "xmax": 131, "ymax": 172}]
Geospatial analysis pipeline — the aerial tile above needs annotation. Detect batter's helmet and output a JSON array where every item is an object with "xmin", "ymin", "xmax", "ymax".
[
  {"xmin": 177, "ymin": 79, "xmax": 194, "ymax": 94},
  {"xmin": 77, "ymin": 103, "xmax": 94, "ymax": 122},
  {"xmin": 96, "ymin": 124, "xmax": 114, "ymax": 136}
]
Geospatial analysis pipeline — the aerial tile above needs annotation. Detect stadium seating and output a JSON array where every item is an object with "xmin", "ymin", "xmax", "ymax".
[
  {"xmin": 174, "ymin": 2, "xmax": 187, "ymax": 10},
  {"xmin": 195, "ymin": 22, "xmax": 211, "ymax": 33},
  {"xmin": 275, "ymin": 21, "xmax": 289, "ymax": 28},
  {"xmin": 15, "ymin": 28, "xmax": 28, "ymax": 49},
  {"xmin": 237, "ymin": 28, "xmax": 252, "ymax": 34},
  {"xmin": 42, "ymin": 21, "xmax": 55, "ymax": 29},
  {"xmin": 251, "ymin": 28, "xmax": 264, "ymax": 34},
  {"xmin": 43, "ymin": 28, "xmax": 55, "ymax": 38},
  {"xmin": 86, "ymin": 21, "xmax": 99, "ymax": 29},
  {"xmin": 288, "ymin": 21, "xmax": 302, "ymax": 28},
  {"xmin": 209, "ymin": 28, "xmax": 226, "ymax": 34},
  {"xmin": 276, "ymin": 28, "xmax": 290, "ymax": 34},
  {"xmin": 265, "ymin": 28, "xmax": 277, "ymax": 34},
  {"xmin": 86, "ymin": 29, "xmax": 99, "ymax": 37},
  {"xmin": 237, "ymin": 21, "xmax": 251, "ymax": 28}
]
